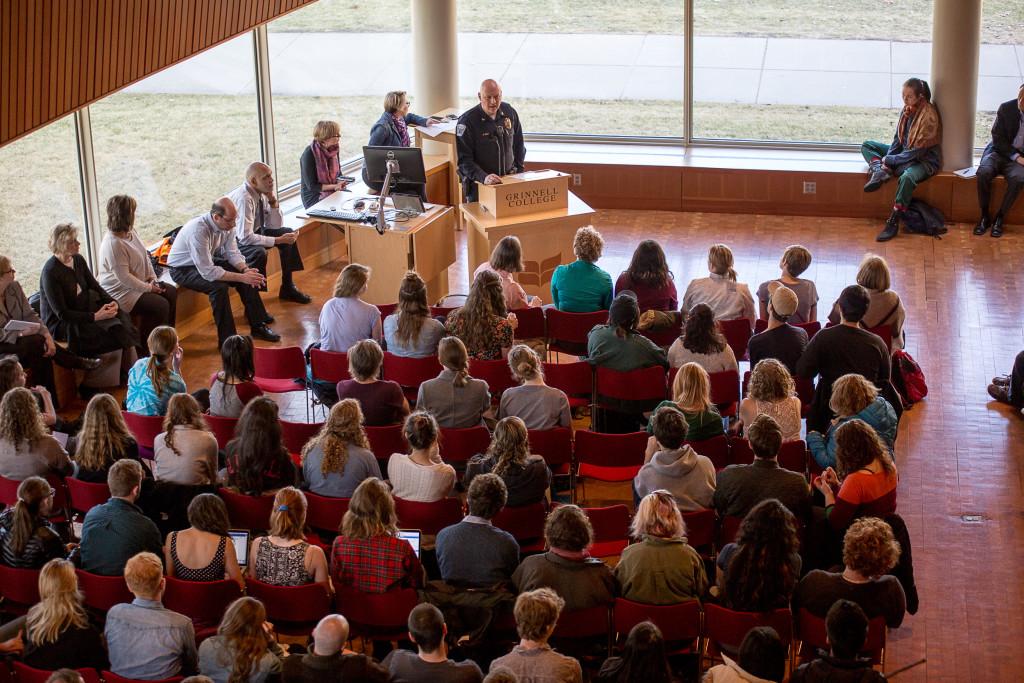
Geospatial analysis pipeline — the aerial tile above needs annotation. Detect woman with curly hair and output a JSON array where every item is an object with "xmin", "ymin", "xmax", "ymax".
[
  {"xmin": 153, "ymin": 393, "xmax": 218, "ymax": 486},
  {"xmin": 387, "ymin": 411, "xmax": 455, "ymax": 503},
  {"xmin": 0, "ymin": 476, "xmax": 65, "ymax": 568},
  {"xmin": 225, "ymin": 397, "xmax": 296, "ymax": 496},
  {"xmin": 383, "ymin": 271, "xmax": 445, "ymax": 358},
  {"xmin": 73, "ymin": 393, "xmax": 144, "ymax": 483},
  {"xmin": 300, "ymin": 398, "xmax": 381, "ymax": 499},
  {"xmin": 0, "ymin": 387, "xmax": 71, "ymax": 480},
  {"xmin": 814, "ymin": 419, "xmax": 898, "ymax": 533},
  {"xmin": 615, "ymin": 240, "xmax": 677, "ymax": 314},
  {"xmin": 249, "ymin": 487, "xmax": 330, "ymax": 588},
  {"xmin": 807, "ymin": 373, "xmax": 898, "ymax": 470},
  {"xmin": 793, "ymin": 516, "xmax": 906, "ymax": 627},
  {"xmin": 198, "ymin": 597, "xmax": 285, "ymax": 683},
  {"xmin": 464, "ymin": 416, "xmax": 551, "ymax": 507},
  {"xmin": 717, "ymin": 498, "xmax": 801, "ymax": 611},
  {"xmin": 681, "ymin": 244, "xmax": 756, "ymax": 327},
  {"xmin": 668, "ymin": 303, "xmax": 737, "ymax": 373},
  {"xmin": 647, "ymin": 362, "xmax": 724, "ymax": 442},
  {"xmin": 550, "ymin": 225, "xmax": 613, "ymax": 312},
  {"xmin": 738, "ymin": 358, "xmax": 802, "ymax": 442},
  {"xmin": 445, "ymin": 269, "xmax": 517, "ymax": 360},
  {"xmin": 417, "ymin": 336, "xmax": 492, "ymax": 428}
]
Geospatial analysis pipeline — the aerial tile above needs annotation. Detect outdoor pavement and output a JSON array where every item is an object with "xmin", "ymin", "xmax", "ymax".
[{"xmin": 137, "ymin": 31, "xmax": 1024, "ymax": 110}]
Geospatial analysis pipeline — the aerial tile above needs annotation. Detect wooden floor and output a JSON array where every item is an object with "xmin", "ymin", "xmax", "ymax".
[{"xmin": 174, "ymin": 209, "xmax": 1023, "ymax": 683}]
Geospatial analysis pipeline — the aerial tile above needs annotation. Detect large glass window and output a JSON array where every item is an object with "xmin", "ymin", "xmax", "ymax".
[
  {"xmin": 978, "ymin": 2, "xmax": 1024, "ymax": 148},
  {"xmin": 0, "ymin": 116, "xmax": 84, "ymax": 294},
  {"xmin": 90, "ymin": 34, "xmax": 262, "ymax": 245}
]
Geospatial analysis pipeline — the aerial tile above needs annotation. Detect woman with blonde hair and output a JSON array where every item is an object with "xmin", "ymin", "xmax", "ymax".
[
  {"xmin": 647, "ymin": 362, "xmax": 724, "ymax": 442},
  {"xmin": 474, "ymin": 235, "xmax": 542, "ymax": 310},
  {"xmin": 0, "ymin": 387, "xmax": 72, "ymax": 480},
  {"xmin": 330, "ymin": 477, "xmax": 423, "ymax": 592},
  {"xmin": 319, "ymin": 263, "xmax": 382, "ymax": 353},
  {"xmin": 550, "ymin": 225, "xmax": 613, "ymax": 312},
  {"xmin": 388, "ymin": 411, "xmax": 455, "ymax": 502},
  {"xmin": 300, "ymin": 398, "xmax": 381, "ymax": 499},
  {"xmin": 446, "ymin": 269, "xmax": 517, "ymax": 360},
  {"xmin": 125, "ymin": 326, "xmax": 186, "ymax": 416},
  {"xmin": 465, "ymin": 416, "xmax": 551, "ymax": 507},
  {"xmin": 73, "ymin": 393, "xmax": 143, "ymax": 483},
  {"xmin": 249, "ymin": 487, "xmax": 330, "ymax": 589},
  {"xmin": 738, "ymin": 359, "xmax": 802, "ymax": 442},
  {"xmin": 363, "ymin": 91, "xmax": 441, "ymax": 199},
  {"xmin": 154, "ymin": 393, "xmax": 218, "ymax": 485},
  {"xmin": 300, "ymin": 120, "xmax": 350, "ymax": 208},
  {"xmin": 0, "ymin": 476, "xmax": 65, "ymax": 568},
  {"xmin": 417, "ymin": 336, "xmax": 491, "ymax": 428},
  {"xmin": 198, "ymin": 597, "xmax": 285, "ymax": 683},
  {"xmin": 498, "ymin": 345, "xmax": 571, "ymax": 429},
  {"xmin": 808, "ymin": 372, "xmax": 898, "ymax": 470},
  {"xmin": 614, "ymin": 490, "xmax": 708, "ymax": 605},
  {"xmin": 383, "ymin": 271, "xmax": 445, "ymax": 358},
  {"xmin": 335, "ymin": 339, "xmax": 409, "ymax": 426},
  {"xmin": 828, "ymin": 253, "xmax": 906, "ymax": 350},
  {"xmin": 164, "ymin": 493, "xmax": 244, "ymax": 589},
  {"xmin": 815, "ymin": 419, "xmax": 898, "ymax": 533},
  {"xmin": 19, "ymin": 559, "xmax": 108, "ymax": 670},
  {"xmin": 682, "ymin": 244, "xmax": 755, "ymax": 327}
]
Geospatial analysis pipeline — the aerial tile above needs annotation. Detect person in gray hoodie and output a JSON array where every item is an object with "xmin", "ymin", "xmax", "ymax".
[
  {"xmin": 633, "ymin": 405, "xmax": 716, "ymax": 511},
  {"xmin": 807, "ymin": 373, "xmax": 898, "ymax": 470}
]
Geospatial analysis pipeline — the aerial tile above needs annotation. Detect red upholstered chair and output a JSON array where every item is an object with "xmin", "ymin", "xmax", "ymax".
[
  {"xmin": 382, "ymin": 352, "xmax": 442, "ymax": 404},
  {"xmin": 335, "ymin": 587, "xmax": 419, "ymax": 642},
  {"xmin": 121, "ymin": 411, "xmax": 165, "ymax": 451},
  {"xmin": 797, "ymin": 321, "xmax": 822, "ymax": 340},
  {"xmin": 12, "ymin": 663, "xmax": 102, "ymax": 683},
  {"xmin": 796, "ymin": 607, "xmax": 886, "ymax": 666},
  {"xmin": 281, "ymin": 420, "xmax": 323, "ymax": 460},
  {"xmin": 439, "ymin": 426, "xmax": 491, "ymax": 470},
  {"xmin": 365, "ymin": 423, "xmax": 407, "ymax": 464},
  {"xmin": 309, "ymin": 349, "xmax": 351, "ymax": 417},
  {"xmin": 491, "ymin": 501, "xmax": 548, "ymax": 553},
  {"xmin": 75, "ymin": 569, "xmax": 134, "ymax": 615},
  {"xmin": 510, "ymin": 306, "xmax": 546, "ymax": 340},
  {"xmin": 304, "ymin": 492, "xmax": 350, "ymax": 536},
  {"xmin": 217, "ymin": 488, "xmax": 275, "ymax": 531},
  {"xmin": 613, "ymin": 598, "xmax": 701, "ymax": 658},
  {"xmin": 546, "ymin": 309, "xmax": 607, "ymax": 357},
  {"xmin": 65, "ymin": 477, "xmax": 111, "ymax": 516},
  {"xmin": 718, "ymin": 318, "xmax": 752, "ymax": 361},
  {"xmin": 551, "ymin": 605, "xmax": 614, "ymax": 658},
  {"xmin": 543, "ymin": 361, "xmax": 593, "ymax": 410},
  {"xmin": 163, "ymin": 577, "xmax": 243, "ymax": 631},
  {"xmin": 681, "ymin": 508, "xmax": 716, "ymax": 558},
  {"xmin": 686, "ymin": 434, "xmax": 731, "ymax": 471},
  {"xmin": 469, "ymin": 358, "xmax": 517, "ymax": 398},
  {"xmin": 796, "ymin": 376, "xmax": 815, "ymax": 417},
  {"xmin": 594, "ymin": 365, "xmax": 668, "ymax": 417},
  {"xmin": 429, "ymin": 305, "xmax": 458, "ymax": 319},
  {"xmin": 573, "ymin": 430, "xmax": 648, "ymax": 503},
  {"xmin": 865, "ymin": 324, "xmax": 893, "ymax": 352},
  {"xmin": 708, "ymin": 369, "xmax": 740, "ymax": 418},
  {"xmin": 377, "ymin": 302, "xmax": 398, "ymax": 319},
  {"xmin": 246, "ymin": 578, "xmax": 333, "ymax": 636},
  {"xmin": 702, "ymin": 604, "xmax": 792, "ymax": 665},
  {"xmin": 253, "ymin": 346, "xmax": 311, "ymax": 419},
  {"xmin": 394, "ymin": 497, "xmax": 464, "ymax": 536},
  {"xmin": 718, "ymin": 515, "xmax": 744, "ymax": 547},
  {"xmin": 638, "ymin": 313, "xmax": 683, "ymax": 348},
  {"xmin": 0, "ymin": 474, "xmax": 20, "ymax": 507},
  {"xmin": 581, "ymin": 504, "xmax": 631, "ymax": 558},
  {"xmin": 102, "ymin": 672, "xmax": 182, "ymax": 683},
  {"xmin": 0, "ymin": 564, "xmax": 41, "ymax": 612},
  {"xmin": 204, "ymin": 414, "xmax": 239, "ymax": 450},
  {"xmin": 527, "ymin": 427, "xmax": 574, "ymax": 481}
]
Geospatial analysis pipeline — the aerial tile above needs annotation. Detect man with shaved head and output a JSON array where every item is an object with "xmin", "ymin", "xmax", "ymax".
[
  {"xmin": 227, "ymin": 162, "xmax": 311, "ymax": 304},
  {"xmin": 456, "ymin": 78, "xmax": 526, "ymax": 202},
  {"xmin": 281, "ymin": 614, "xmax": 390, "ymax": 682},
  {"xmin": 166, "ymin": 197, "xmax": 279, "ymax": 344}
]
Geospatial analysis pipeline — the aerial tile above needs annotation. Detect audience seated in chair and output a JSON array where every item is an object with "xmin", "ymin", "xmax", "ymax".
[
  {"xmin": 330, "ymin": 477, "xmax": 423, "ymax": 593},
  {"xmin": 336, "ymin": 339, "xmax": 409, "ymax": 426},
  {"xmin": 634, "ymin": 407, "xmax": 715, "ymax": 511},
  {"xmin": 208, "ymin": 335, "xmax": 263, "ymax": 418},
  {"xmin": 807, "ymin": 373, "xmax": 898, "ymax": 470},
  {"xmin": 550, "ymin": 225, "xmax": 613, "ymax": 313},
  {"xmin": 587, "ymin": 291, "xmax": 668, "ymax": 374},
  {"xmin": 596, "ymin": 621, "xmax": 675, "ymax": 683},
  {"xmin": 716, "ymin": 499, "xmax": 801, "ymax": 612},
  {"xmin": 0, "ymin": 359, "xmax": 67, "ymax": 435},
  {"xmin": 0, "ymin": 476, "xmax": 65, "ymax": 568},
  {"xmin": 738, "ymin": 359, "xmax": 802, "ymax": 442},
  {"xmin": 280, "ymin": 613, "xmax": 391, "ymax": 683},
  {"xmin": 614, "ymin": 491, "xmax": 707, "ymax": 605},
  {"xmin": 417, "ymin": 336, "xmax": 491, "ymax": 429},
  {"xmin": 446, "ymin": 269, "xmax": 517, "ymax": 361},
  {"xmin": 383, "ymin": 271, "xmax": 446, "ymax": 358},
  {"xmin": 249, "ymin": 487, "xmax": 330, "ymax": 590},
  {"xmin": 224, "ymin": 397, "xmax": 297, "ymax": 496},
  {"xmin": 828, "ymin": 254, "xmax": 906, "ymax": 351},
  {"xmin": 154, "ymin": 393, "xmax": 218, "ymax": 486},
  {"xmin": 704, "ymin": 626, "xmax": 787, "ymax": 683},
  {"xmin": 512, "ymin": 504, "xmax": 617, "ymax": 611},
  {"xmin": 436, "ymin": 473, "xmax": 519, "ymax": 588},
  {"xmin": 668, "ymin": 303, "xmax": 738, "ymax": 374},
  {"xmin": 164, "ymin": 493, "xmax": 244, "ymax": 589},
  {"xmin": 474, "ymin": 235, "xmax": 543, "ymax": 311},
  {"xmin": 988, "ymin": 350, "xmax": 1024, "ymax": 415},
  {"xmin": 615, "ymin": 240, "xmax": 678, "ymax": 315},
  {"xmin": 382, "ymin": 603, "xmax": 484, "ymax": 683},
  {"xmin": 498, "ymin": 345, "xmax": 571, "ymax": 430},
  {"xmin": 79, "ymin": 459, "xmax": 162, "ymax": 576},
  {"xmin": 465, "ymin": 417, "xmax": 551, "ymax": 508},
  {"xmin": 73, "ymin": 394, "xmax": 144, "ymax": 483},
  {"xmin": 300, "ymin": 399, "xmax": 381, "ymax": 499},
  {"xmin": 756, "ymin": 245, "xmax": 818, "ymax": 325},
  {"xmin": 198, "ymin": 597, "xmax": 285, "ymax": 683},
  {"xmin": 388, "ymin": 411, "xmax": 456, "ymax": 503},
  {"xmin": 0, "ymin": 387, "xmax": 72, "ymax": 480},
  {"xmin": 125, "ymin": 326, "xmax": 188, "ymax": 417},
  {"xmin": 790, "ymin": 600, "xmax": 887, "ymax": 683},
  {"xmin": 647, "ymin": 363, "xmax": 724, "ymax": 442},
  {"xmin": 747, "ymin": 285, "xmax": 808, "ymax": 376},
  {"xmin": 489, "ymin": 588, "xmax": 583, "ymax": 683},
  {"xmin": 714, "ymin": 415, "xmax": 811, "ymax": 521},
  {"xmin": 682, "ymin": 244, "xmax": 755, "ymax": 328}
]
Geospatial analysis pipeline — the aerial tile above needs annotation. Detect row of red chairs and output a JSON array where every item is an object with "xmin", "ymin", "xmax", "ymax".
[{"xmin": 2, "ymin": 661, "xmax": 181, "ymax": 683}]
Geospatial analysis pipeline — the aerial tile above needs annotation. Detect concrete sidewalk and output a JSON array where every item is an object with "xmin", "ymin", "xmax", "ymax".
[{"xmin": 138, "ymin": 31, "xmax": 1024, "ymax": 110}]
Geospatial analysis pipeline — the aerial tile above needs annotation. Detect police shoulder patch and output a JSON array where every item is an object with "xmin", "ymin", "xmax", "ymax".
[{"xmin": 456, "ymin": 124, "xmax": 466, "ymax": 136}]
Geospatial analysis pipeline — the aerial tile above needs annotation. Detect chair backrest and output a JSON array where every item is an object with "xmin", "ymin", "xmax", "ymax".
[
  {"xmin": 777, "ymin": 440, "xmax": 808, "ymax": 474},
  {"xmin": 686, "ymin": 434, "xmax": 731, "ymax": 470},
  {"xmin": 102, "ymin": 671, "xmax": 182, "ymax": 683},
  {"xmin": 491, "ymin": 501, "xmax": 547, "ymax": 545},
  {"xmin": 708, "ymin": 369, "xmax": 740, "ymax": 416},
  {"xmin": 204, "ymin": 414, "xmax": 239, "ymax": 451},
  {"xmin": 796, "ymin": 608, "xmax": 886, "ymax": 664},
  {"xmin": 0, "ymin": 474, "xmax": 20, "ymax": 506},
  {"xmin": 75, "ymin": 569, "xmax": 134, "ymax": 614},
  {"xmin": 510, "ymin": 306, "xmax": 546, "ymax": 339},
  {"xmin": 365, "ymin": 424, "xmax": 407, "ymax": 462},
  {"xmin": 865, "ymin": 324, "xmax": 893, "ymax": 351},
  {"xmin": 429, "ymin": 305, "xmax": 457, "ymax": 319},
  {"xmin": 217, "ymin": 487, "xmax": 275, "ymax": 530},
  {"xmin": 65, "ymin": 477, "xmax": 111, "ymax": 515},
  {"xmin": 582, "ymin": 504, "xmax": 631, "ymax": 557},
  {"xmin": 718, "ymin": 515, "xmax": 744, "ymax": 547},
  {"xmin": 0, "ymin": 564, "xmax": 41, "ymax": 606},
  {"xmin": 246, "ymin": 578, "xmax": 332, "ymax": 628},
  {"xmin": 335, "ymin": 586, "xmax": 419, "ymax": 631},
  {"xmin": 553, "ymin": 604, "xmax": 612, "ymax": 641},
  {"xmin": 796, "ymin": 321, "xmax": 822, "ymax": 339},
  {"xmin": 377, "ymin": 302, "xmax": 398, "ymax": 319},
  {"xmin": 527, "ymin": 428, "xmax": 574, "ymax": 469},
  {"xmin": 394, "ymin": 497, "xmax": 464, "ymax": 536},
  {"xmin": 12, "ymin": 663, "xmax": 102, "ymax": 683},
  {"xmin": 595, "ymin": 365, "xmax": 668, "ymax": 405},
  {"xmin": 304, "ymin": 492, "xmax": 350, "ymax": 534},
  {"xmin": 310, "ymin": 348, "xmax": 351, "ymax": 384},
  {"xmin": 574, "ymin": 430, "xmax": 648, "ymax": 480},
  {"xmin": 613, "ymin": 597, "xmax": 701, "ymax": 643},
  {"xmin": 681, "ymin": 508, "xmax": 716, "ymax": 550},
  {"xmin": 439, "ymin": 426, "xmax": 491, "ymax": 466},
  {"xmin": 704, "ymin": 603, "xmax": 792, "ymax": 655},
  {"xmin": 162, "ymin": 577, "xmax": 243, "ymax": 628},
  {"xmin": 254, "ymin": 346, "xmax": 307, "ymax": 380},
  {"xmin": 542, "ymin": 361, "xmax": 593, "ymax": 406},
  {"xmin": 121, "ymin": 411, "xmax": 165, "ymax": 450},
  {"xmin": 382, "ymin": 352, "xmax": 442, "ymax": 397},
  {"xmin": 546, "ymin": 309, "xmax": 607, "ymax": 355},
  {"xmin": 281, "ymin": 420, "xmax": 324, "ymax": 457},
  {"xmin": 468, "ymin": 358, "xmax": 517, "ymax": 396},
  {"xmin": 718, "ymin": 319, "xmax": 752, "ymax": 361}
]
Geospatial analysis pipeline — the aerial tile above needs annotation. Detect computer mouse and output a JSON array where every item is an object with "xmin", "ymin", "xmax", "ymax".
[{"xmin": 354, "ymin": 200, "xmax": 366, "ymax": 210}]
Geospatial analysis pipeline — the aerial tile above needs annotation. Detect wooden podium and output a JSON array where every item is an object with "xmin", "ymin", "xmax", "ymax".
[{"xmin": 461, "ymin": 171, "xmax": 595, "ymax": 300}]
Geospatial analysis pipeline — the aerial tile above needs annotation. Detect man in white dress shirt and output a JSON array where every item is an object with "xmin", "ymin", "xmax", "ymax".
[
  {"xmin": 227, "ymin": 162, "xmax": 311, "ymax": 304},
  {"xmin": 166, "ymin": 197, "xmax": 280, "ymax": 345}
]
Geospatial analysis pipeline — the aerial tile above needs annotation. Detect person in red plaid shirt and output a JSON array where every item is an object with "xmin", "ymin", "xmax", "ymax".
[{"xmin": 330, "ymin": 477, "xmax": 424, "ymax": 593}]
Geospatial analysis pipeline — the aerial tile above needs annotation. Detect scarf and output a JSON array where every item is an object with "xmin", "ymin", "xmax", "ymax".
[
  {"xmin": 392, "ymin": 114, "xmax": 411, "ymax": 146},
  {"xmin": 311, "ymin": 140, "xmax": 340, "ymax": 200},
  {"xmin": 897, "ymin": 100, "xmax": 942, "ymax": 151}
]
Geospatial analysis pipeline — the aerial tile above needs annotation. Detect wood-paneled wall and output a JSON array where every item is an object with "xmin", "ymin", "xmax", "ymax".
[{"xmin": 0, "ymin": 0, "xmax": 316, "ymax": 147}]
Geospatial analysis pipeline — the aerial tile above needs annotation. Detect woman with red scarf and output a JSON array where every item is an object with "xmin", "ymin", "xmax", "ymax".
[{"xmin": 299, "ymin": 120, "xmax": 351, "ymax": 208}]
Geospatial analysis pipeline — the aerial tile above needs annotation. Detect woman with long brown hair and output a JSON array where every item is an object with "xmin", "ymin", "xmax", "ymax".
[
  {"xmin": 717, "ymin": 498, "xmax": 801, "ymax": 611},
  {"xmin": 208, "ymin": 334, "xmax": 263, "ymax": 418},
  {"xmin": 0, "ymin": 476, "xmax": 65, "ymax": 568},
  {"xmin": 0, "ymin": 387, "xmax": 72, "ymax": 480},
  {"xmin": 464, "ymin": 416, "xmax": 550, "ymax": 507},
  {"xmin": 225, "ymin": 397, "xmax": 296, "ymax": 496},
  {"xmin": 198, "ymin": 597, "xmax": 284, "ymax": 683},
  {"xmin": 300, "ymin": 398, "xmax": 381, "ymax": 499},
  {"xmin": 815, "ymin": 419, "xmax": 898, "ymax": 533},
  {"xmin": 163, "ymin": 493, "xmax": 244, "ymax": 589},
  {"xmin": 383, "ymin": 271, "xmax": 445, "ymax": 358},
  {"xmin": 73, "ymin": 393, "xmax": 143, "ymax": 483},
  {"xmin": 416, "ymin": 336, "xmax": 491, "ymax": 428},
  {"xmin": 153, "ymin": 393, "xmax": 218, "ymax": 485},
  {"xmin": 249, "ymin": 487, "xmax": 330, "ymax": 589},
  {"xmin": 445, "ymin": 269, "xmax": 517, "ymax": 360},
  {"xmin": 318, "ymin": 263, "xmax": 382, "ymax": 353},
  {"xmin": 616, "ymin": 239, "xmax": 676, "ymax": 313},
  {"xmin": 667, "ymin": 303, "xmax": 737, "ymax": 374},
  {"xmin": 125, "ymin": 326, "xmax": 186, "ymax": 416}
]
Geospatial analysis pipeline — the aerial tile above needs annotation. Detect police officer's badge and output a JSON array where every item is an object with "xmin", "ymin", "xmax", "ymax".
[
  {"xmin": 456, "ymin": 124, "xmax": 466, "ymax": 136},
  {"xmin": 503, "ymin": 118, "xmax": 512, "ymax": 130}
]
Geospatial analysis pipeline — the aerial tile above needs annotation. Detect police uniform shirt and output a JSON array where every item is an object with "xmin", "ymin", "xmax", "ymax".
[{"xmin": 455, "ymin": 102, "xmax": 526, "ymax": 185}]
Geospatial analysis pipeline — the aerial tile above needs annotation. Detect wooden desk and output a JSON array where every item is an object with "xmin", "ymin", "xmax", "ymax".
[
  {"xmin": 415, "ymin": 108, "xmax": 462, "ymax": 213},
  {"xmin": 301, "ymin": 192, "xmax": 456, "ymax": 305},
  {"xmin": 460, "ymin": 191, "xmax": 596, "ymax": 298}
]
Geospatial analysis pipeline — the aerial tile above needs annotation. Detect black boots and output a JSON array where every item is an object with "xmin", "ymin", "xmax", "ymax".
[
  {"xmin": 876, "ymin": 210, "xmax": 900, "ymax": 242},
  {"xmin": 973, "ymin": 216, "xmax": 990, "ymax": 235},
  {"xmin": 991, "ymin": 215, "xmax": 1005, "ymax": 238}
]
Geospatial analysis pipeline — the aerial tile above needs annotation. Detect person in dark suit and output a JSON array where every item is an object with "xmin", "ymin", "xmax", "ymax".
[
  {"xmin": 974, "ymin": 84, "xmax": 1024, "ymax": 238},
  {"xmin": 456, "ymin": 79, "xmax": 526, "ymax": 203},
  {"xmin": 362, "ymin": 91, "xmax": 441, "ymax": 200}
]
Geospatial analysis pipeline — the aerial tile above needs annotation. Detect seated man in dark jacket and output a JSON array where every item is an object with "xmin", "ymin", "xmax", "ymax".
[
  {"xmin": 974, "ymin": 84, "xmax": 1024, "ymax": 238},
  {"xmin": 282, "ymin": 614, "xmax": 390, "ymax": 683},
  {"xmin": 436, "ymin": 473, "xmax": 519, "ymax": 588},
  {"xmin": 790, "ymin": 600, "xmax": 886, "ymax": 683}
]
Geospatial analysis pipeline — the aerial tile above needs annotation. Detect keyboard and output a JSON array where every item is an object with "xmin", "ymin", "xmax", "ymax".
[{"xmin": 307, "ymin": 208, "xmax": 365, "ymax": 222}]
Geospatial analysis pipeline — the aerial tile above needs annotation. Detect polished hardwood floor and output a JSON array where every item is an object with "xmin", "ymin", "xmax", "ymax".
[{"xmin": 172, "ymin": 209, "xmax": 1022, "ymax": 682}]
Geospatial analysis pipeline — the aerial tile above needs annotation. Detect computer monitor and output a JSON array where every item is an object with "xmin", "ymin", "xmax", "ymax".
[
  {"xmin": 398, "ymin": 529, "xmax": 421, "ymax": 558},
  {"xmin": 362, "ymin": 146, "xmax": 427, "ymax": 187},
  {"xmin": 228, "ymin": 530, "xmax": 251, "ymax": 566}
]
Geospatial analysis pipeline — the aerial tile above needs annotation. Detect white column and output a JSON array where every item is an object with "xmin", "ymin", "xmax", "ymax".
[
  {"xmin": 930, "ymin": 0, "xmax": 981, "ymax": 170},
  {"xmin": 411, "ymin": 0, "xmax": 458, "ymax": 116}
]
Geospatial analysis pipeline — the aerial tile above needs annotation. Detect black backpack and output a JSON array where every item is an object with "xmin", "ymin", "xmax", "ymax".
[{"xmin": 902, "ymin": 199, "xmax": 947, "ymax": 237}]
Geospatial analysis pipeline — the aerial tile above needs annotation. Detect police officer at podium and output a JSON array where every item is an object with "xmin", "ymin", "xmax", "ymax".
[{"xmin": 456, "ymin": 79, "xmax": 526, "ymax": 202}]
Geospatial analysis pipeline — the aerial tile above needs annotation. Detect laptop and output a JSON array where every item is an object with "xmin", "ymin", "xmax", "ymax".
[
  {"xmin": 228, "ymin": 529, "xmax": 251, "ymax": 567},
  {"xmin": 392, "ymin": 193, "xmax": 425, "ymax": 215},
  {"xmin": 398, "ymin": 529, "xmax": 421, "ymax": 558}
]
